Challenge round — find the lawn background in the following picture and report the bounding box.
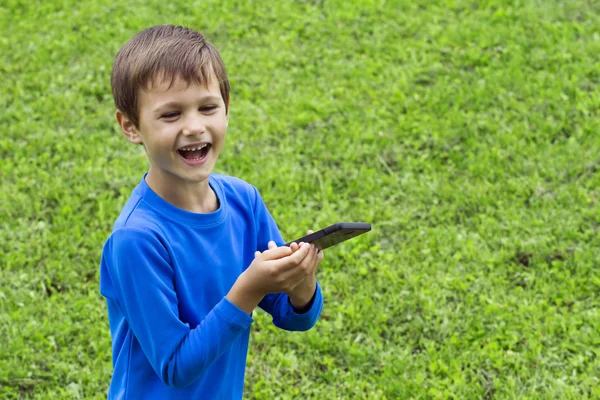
[2,0,600,398]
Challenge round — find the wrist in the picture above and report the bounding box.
[226,272,265,314]
[288,278,317,309]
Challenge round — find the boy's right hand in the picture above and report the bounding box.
[225,241,314,314]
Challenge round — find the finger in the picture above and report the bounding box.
[254,251,261,258]
[316,248,324,264]
[288,242,311,266]
[307,230,314,235]
[268,240,277,250]
[304,245,320,271]
[290,242,299,252]
[294,242,313,264]
[285,243,319,286]
[297,244,318,274]
[310,244,319,267]
[311,247,323,273]
[260,245,293,261]
[267,242,311,271]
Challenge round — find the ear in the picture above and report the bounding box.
[225,97,230,127]
[116,110,143,145]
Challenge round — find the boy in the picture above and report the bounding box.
[99,25,324,399]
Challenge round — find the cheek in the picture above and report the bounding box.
[212,120,227,142]
[215,129,227,148]
[140,124,178,154]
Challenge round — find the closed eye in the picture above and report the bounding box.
[160,106,217,120]
[161,111,180,119]
[200,105,218,113]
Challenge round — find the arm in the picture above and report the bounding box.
[103,228,254,388]
[258,282,323,331]
[252,186,324,331]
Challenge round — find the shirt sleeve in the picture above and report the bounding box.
[101,228,254,388]
[251,186,323,331]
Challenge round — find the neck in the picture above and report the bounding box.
[145,168,218,214]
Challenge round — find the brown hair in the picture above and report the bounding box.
[111,25,230,128]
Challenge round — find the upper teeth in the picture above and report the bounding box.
[180,144,208,151]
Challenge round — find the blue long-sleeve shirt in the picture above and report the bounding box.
[99,173,323,399]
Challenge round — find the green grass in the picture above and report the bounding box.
[2,0,600,398]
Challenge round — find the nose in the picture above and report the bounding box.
[182,113,207,136]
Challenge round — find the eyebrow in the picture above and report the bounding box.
[153,96,222,114]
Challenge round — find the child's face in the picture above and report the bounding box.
[126,74,228,185]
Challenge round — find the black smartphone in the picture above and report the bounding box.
[285,222,371,250]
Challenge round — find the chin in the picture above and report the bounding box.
[184,169,213,183]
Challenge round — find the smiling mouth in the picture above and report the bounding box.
[177,144,212,161]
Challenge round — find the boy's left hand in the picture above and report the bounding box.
[259,230,323,309]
